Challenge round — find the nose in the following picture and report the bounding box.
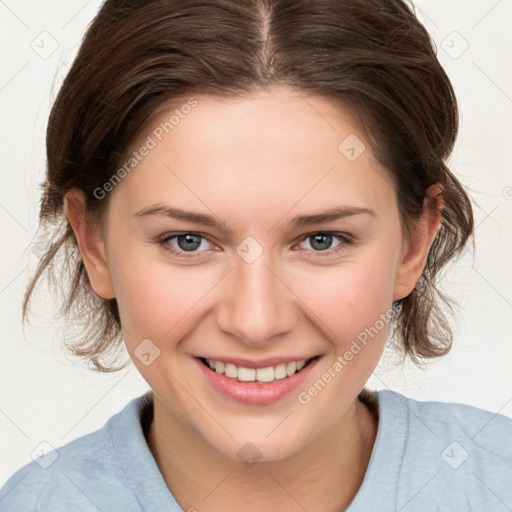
[215,253,298,347]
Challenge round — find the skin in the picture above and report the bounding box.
[65,85,443,511]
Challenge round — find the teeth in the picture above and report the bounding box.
[286,361,297,376]
[274,363,287,380]
[205,358,309,382]
[256,366,274,382]
[224,363,237,378]
[238,367,256,381]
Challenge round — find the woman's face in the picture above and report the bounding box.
[83,86,423,461]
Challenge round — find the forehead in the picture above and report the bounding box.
[112,87,397,225]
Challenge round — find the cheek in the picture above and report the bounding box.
[109,247,214,349]
[109,221,400,358]
[290,240,399,353]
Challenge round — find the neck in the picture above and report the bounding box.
[145,393,378,512]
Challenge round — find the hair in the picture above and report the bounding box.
[24,0,474,372]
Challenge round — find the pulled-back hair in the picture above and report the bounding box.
[24,0,474,371]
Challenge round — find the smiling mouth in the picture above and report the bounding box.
[198,356,320,383]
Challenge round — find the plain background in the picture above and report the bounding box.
[1,0,511,487]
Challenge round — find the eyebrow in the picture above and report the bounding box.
[134,203,376,232]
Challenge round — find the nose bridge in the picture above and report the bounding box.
[216,249,296,346]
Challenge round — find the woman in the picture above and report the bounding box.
[2,0,511,510]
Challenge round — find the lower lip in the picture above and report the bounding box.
[194,357,320,405]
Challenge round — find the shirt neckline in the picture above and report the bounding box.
[109,388,408,511]
[346,389,408,511]
[107,391,182,512]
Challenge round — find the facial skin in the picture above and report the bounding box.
[65,86,443,511]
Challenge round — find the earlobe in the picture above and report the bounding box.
[64,189,116,300]
[393,184,444,301]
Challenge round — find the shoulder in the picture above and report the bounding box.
[0,428,111,511]
[0,393,152,512]
[387,389,512,454]
[377,389,512,510]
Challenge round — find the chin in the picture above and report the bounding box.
[199,419,317,466]
[220,437,305,466]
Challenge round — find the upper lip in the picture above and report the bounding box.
[197,355,319,369]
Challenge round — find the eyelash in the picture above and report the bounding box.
[156,231,354,260]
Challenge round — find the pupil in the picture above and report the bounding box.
[312,234,332,251]
[178,234,201,251]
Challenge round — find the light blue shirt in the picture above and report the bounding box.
[1,389,511,511]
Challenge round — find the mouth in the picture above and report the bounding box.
[198,356,319,383]
[195,355,322,405]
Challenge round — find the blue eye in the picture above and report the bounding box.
[299,233,343,252]
[159,233,212,258]
[156,231,353,260]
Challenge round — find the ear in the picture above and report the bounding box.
[393,184,444,301]
[64,188,116,300]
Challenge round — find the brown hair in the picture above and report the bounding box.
[24,0,474,371]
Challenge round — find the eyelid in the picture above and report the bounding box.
[157,231,354,259]
[294,231,353,245]
[157,231,215,252]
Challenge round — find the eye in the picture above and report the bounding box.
[158,232,213,259]
[297,232,353,255]
[156,231,353,260]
